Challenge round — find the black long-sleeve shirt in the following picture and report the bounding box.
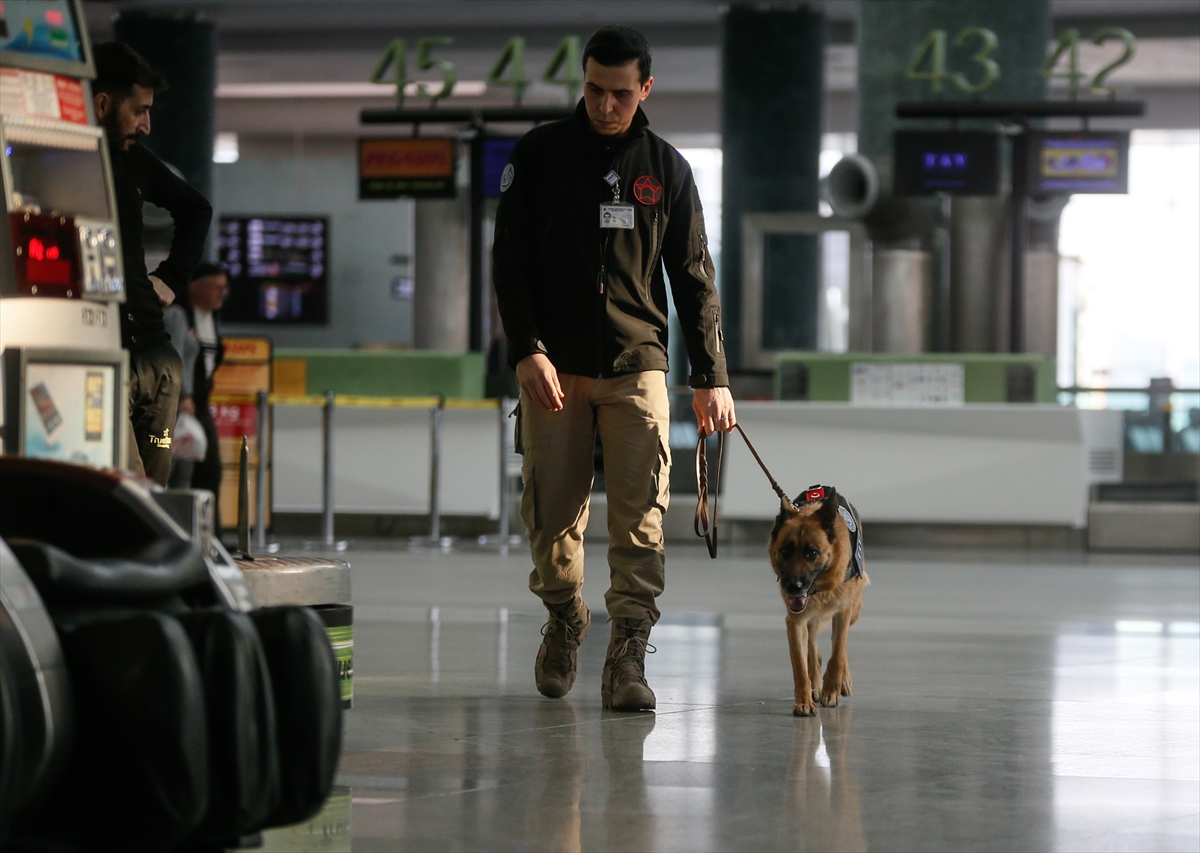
[111,142,212,351]
[492,102,727,387]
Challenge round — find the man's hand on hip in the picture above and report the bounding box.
[693,386,736,437]
[150,275,175,307]
[517,353,564,411]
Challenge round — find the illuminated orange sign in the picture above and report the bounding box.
[358,137,457,198]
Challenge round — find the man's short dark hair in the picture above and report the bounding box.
[583,26,652,84]
[191,261,225,282]
[93,41,168,101]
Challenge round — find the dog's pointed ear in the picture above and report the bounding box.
[816,487,839,533]
[771,499,798,544]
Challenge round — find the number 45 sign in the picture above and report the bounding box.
[907,27,1137,96]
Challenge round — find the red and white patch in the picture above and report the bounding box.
[632,175,663,205]
[804,487,826,502]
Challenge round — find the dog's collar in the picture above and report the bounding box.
[801,485,865,583]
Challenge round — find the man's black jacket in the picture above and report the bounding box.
[111,141,212,352]
[492,102,728,387]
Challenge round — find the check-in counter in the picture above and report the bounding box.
[721,403,1123,528]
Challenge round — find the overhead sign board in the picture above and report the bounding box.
[358,137,457,199]
[480,136,519,197]
[894,130,1000,196]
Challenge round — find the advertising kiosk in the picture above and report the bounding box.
[1,0,128,468]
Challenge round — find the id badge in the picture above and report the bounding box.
[600,203,635,229]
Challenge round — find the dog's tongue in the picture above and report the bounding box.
[788,594,808,613]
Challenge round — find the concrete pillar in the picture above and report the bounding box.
[720,5,823,367]
[857,0,1053,354]
[950,197,1009,351]
[113,13,215,203]
[413,191,469,351]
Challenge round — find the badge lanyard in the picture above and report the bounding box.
[600,169,635,230]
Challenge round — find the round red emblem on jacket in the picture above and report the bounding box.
[633,175,663,205]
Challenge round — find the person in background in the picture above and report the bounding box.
[92,41,212,484]
[165,262,227,511]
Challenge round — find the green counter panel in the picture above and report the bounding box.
[774,353,1056,404]
[276,349,485,399]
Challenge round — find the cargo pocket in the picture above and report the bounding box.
[521,465,541,531]
[648,436,672,513]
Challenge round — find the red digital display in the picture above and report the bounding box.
[8,212,80,297]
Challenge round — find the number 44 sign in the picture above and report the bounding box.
[906,26,1137,97]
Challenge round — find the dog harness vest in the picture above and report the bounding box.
[802,485,864,583]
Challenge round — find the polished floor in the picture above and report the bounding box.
[260,542,1198,852]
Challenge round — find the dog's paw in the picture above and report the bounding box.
[792,700,817,717]
[818,688,841,707]
[840,672,853,697]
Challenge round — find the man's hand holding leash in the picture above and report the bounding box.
[694,387,736,437]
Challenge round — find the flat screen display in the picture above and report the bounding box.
[894,130,1000,196]
[217,216,329,324]
[358,137,456,199]
[22,362,116,465]
[481,136,518,197]
[1027,131,1129,194]
[0,1,86,65]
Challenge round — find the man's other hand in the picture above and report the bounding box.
[693,386,736,437]
[150,275,175,307]
[516,353,564,412]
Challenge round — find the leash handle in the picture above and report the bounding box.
[694,429,723,558]
[694,422,793,559]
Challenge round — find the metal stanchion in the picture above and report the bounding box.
[477,396,522,553]
[254,389,274,552]
[305,390,348,552]
[237,435,252,559]
[410,396,453,549]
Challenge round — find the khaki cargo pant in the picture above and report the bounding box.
[518,371,671,624]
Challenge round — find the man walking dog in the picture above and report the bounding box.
[493,26,735,710]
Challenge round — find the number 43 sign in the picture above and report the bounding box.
[907,27,1137,96]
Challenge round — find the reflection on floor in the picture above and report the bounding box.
[260,544,1199,853]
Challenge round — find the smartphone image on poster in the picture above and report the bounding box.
[29,382,63,436]
[85,371,105,441]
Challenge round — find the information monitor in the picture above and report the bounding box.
[217,216,329,324]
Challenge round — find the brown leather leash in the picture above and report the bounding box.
[694,423,793,558]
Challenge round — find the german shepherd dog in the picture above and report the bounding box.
[769,485,868,717]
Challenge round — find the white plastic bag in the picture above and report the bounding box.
[173,411,208,462]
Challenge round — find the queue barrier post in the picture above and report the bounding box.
[254,389,269,552]
[303,390,348,552]
[476,396,522,553]
[409,395,453,549]
[237,435,251,558]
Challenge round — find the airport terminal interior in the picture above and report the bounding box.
[0,1,1197,851]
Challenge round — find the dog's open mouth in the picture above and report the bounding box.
[787,594,809,614]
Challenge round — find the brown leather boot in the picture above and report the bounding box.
[601,618,656,711]
[535,598,590,698]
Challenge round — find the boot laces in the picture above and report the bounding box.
[540,605,585,670]
[609,632,656,681]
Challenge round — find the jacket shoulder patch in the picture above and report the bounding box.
[500,163,514,192]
